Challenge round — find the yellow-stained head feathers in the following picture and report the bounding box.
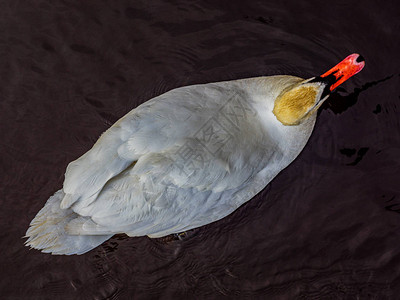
[273,86,318,126]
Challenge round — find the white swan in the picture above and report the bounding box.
[25,54,365,255]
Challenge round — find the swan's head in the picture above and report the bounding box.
[273,53,365,126]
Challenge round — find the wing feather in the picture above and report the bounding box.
[60,78,288,237]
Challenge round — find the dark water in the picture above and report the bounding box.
[1,0,399,299]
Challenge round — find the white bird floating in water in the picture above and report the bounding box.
[26,54,365,255]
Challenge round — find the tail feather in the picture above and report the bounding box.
[25,189,112,255]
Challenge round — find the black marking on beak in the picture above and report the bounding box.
[309,74,337,98]
[310,74,337,87]
[356,55,365,63]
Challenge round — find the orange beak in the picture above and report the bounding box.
[320,53,365,91]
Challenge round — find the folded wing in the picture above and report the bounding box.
[61,80,276,236]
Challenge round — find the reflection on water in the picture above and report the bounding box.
[321,74,394,115]
[1,0,399,298]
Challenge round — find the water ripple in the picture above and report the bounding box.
[1,0,399,299]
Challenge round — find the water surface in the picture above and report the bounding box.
[1,0,399,299]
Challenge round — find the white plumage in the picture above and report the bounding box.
[26,53,365,255]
